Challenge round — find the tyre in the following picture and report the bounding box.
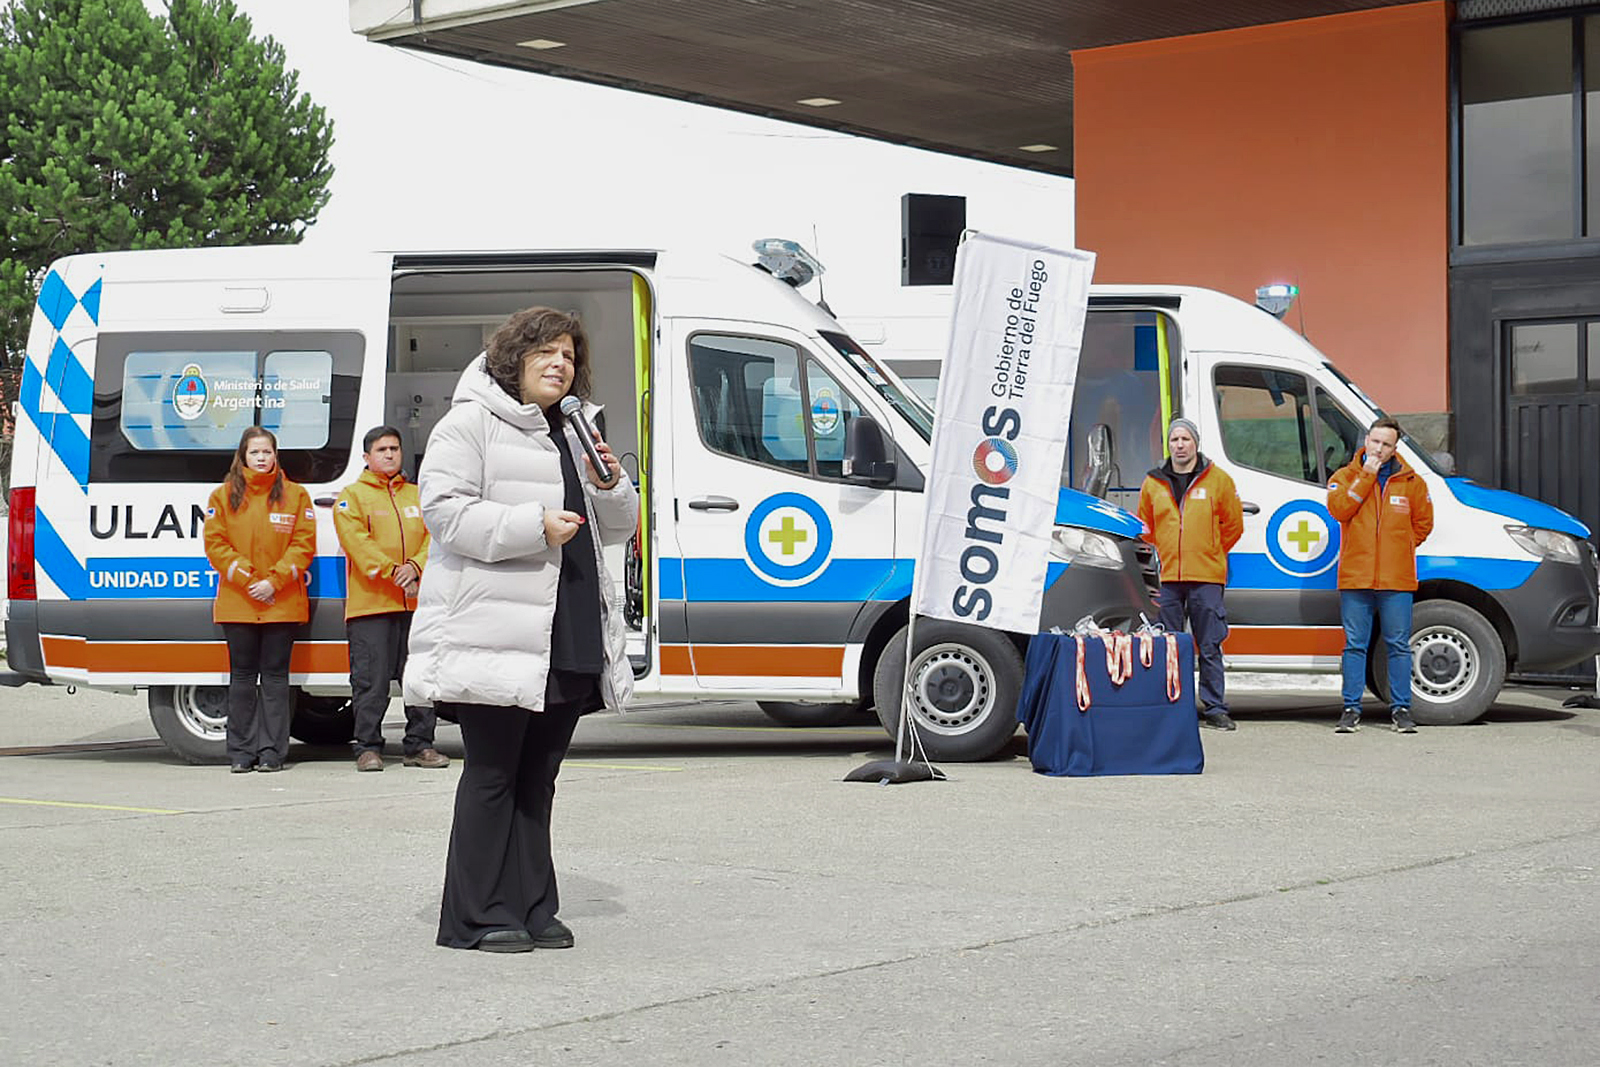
[148,685,229,765]
[291,692,356,745]
[758,700,865,727]
[1369,600,1506,726]
[872,619,1024,761]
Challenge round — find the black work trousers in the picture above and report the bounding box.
[222,622,298,766]
[436,700,583,949]
[1157,580,1230,716]
[347,612,435,755]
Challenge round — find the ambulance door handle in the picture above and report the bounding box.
[1241,501,1261,515]
[313,496,337,508]
[688,496,740,512]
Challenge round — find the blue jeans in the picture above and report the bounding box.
[1340,590,1413,710]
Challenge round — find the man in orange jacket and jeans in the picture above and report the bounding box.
[1326,416,1434,734]
[335,426,448,771]
[1138,417,1245,730]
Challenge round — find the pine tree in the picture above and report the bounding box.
[0,0,334,370]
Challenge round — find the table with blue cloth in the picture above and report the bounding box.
[1016,631,1204,777]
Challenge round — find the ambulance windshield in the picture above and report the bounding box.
[819,331,934,442]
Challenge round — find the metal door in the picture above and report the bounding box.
[1502,318,1600,549]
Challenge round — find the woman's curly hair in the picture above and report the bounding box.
[483,307,591,404]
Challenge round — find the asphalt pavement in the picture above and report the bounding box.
[2,679,1598,1066]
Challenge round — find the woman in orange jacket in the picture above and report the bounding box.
[203,428,317,772]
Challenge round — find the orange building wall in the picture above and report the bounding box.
[1073,2,1449,414]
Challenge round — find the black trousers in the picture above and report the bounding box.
[221,622,297,765]
[347,612,435,755]
[436,700,583,949]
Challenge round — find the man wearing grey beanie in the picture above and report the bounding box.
[1137,417,1245,729]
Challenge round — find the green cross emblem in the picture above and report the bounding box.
[1286,518,1321,556]
[768,515,809,556]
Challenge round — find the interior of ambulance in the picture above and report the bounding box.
[385,264,652,673]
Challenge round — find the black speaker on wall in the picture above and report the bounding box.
[901,193,966,286]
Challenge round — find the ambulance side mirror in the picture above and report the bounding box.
[843,415,896,485]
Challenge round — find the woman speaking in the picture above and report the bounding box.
[405,306,637,953]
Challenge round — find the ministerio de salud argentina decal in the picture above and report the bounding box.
[172,364,209,421]
[1264,500,1341,578]
[744,492,834,586]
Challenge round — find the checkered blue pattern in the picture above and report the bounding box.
[22,268,101,491]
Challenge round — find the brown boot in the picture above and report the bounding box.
[355,750,385,772]
[403,748,449,769]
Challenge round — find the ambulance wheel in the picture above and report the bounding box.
[1370,601,1506,725]
[148,685,229,765]
[290,692,356,745]
[758,700,865,727]
[872,621,1023,761]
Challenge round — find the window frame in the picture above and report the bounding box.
[1505,314,1600,396]
[89,329,364,486]
[1213,362,1356,487]
[1453,11,1595,251]
[684,329,873,483]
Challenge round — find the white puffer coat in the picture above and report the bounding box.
[402,355,638,712]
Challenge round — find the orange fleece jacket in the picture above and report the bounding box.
[333,468,430,620]
[1137,458,1245,585]
[1326,452,1434,591]
[203,468,316,624]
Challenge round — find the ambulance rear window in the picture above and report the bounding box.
[90,330,362,485]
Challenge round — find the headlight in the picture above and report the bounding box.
[1505,525,1582,564]
[1050,526,1125,570]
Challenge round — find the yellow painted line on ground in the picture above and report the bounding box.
[0,796,184,815]
[565,761,683,772]
[616,722,882,736]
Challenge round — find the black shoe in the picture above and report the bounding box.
[1392,708,1417,733]
[230,761,255,774]
[1201,712,1237,731]
[256,761,285,773]
[1335,708,1361,733]
[476,929,535,953]
[532,917,574,949]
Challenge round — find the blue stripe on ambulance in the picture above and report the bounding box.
[659,557,1073,601]
[82,557,348,600]
[659,557,908,602]
[1228,552,1538,591]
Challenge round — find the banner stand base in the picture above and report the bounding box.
[1563,655,1600,708]
[843,758,946,785]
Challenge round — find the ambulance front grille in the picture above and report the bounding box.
[1134,542,1160,599]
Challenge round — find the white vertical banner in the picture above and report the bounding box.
[913,232,1096,633]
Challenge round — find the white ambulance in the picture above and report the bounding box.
[4,242,1159,764]
[1051,286,1600,720]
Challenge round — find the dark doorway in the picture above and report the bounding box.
[1501,317,1600,547]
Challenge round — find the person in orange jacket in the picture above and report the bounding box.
[1326,416,1434,734]
[1137,417,1246,730]
[334,426,447,772]
[203,427,316,773]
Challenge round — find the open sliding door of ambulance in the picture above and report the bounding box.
[385,254,657,679]
[27,248,391,694]
[1068,301,1183,515]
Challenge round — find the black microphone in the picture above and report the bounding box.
[559,395,620,489]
